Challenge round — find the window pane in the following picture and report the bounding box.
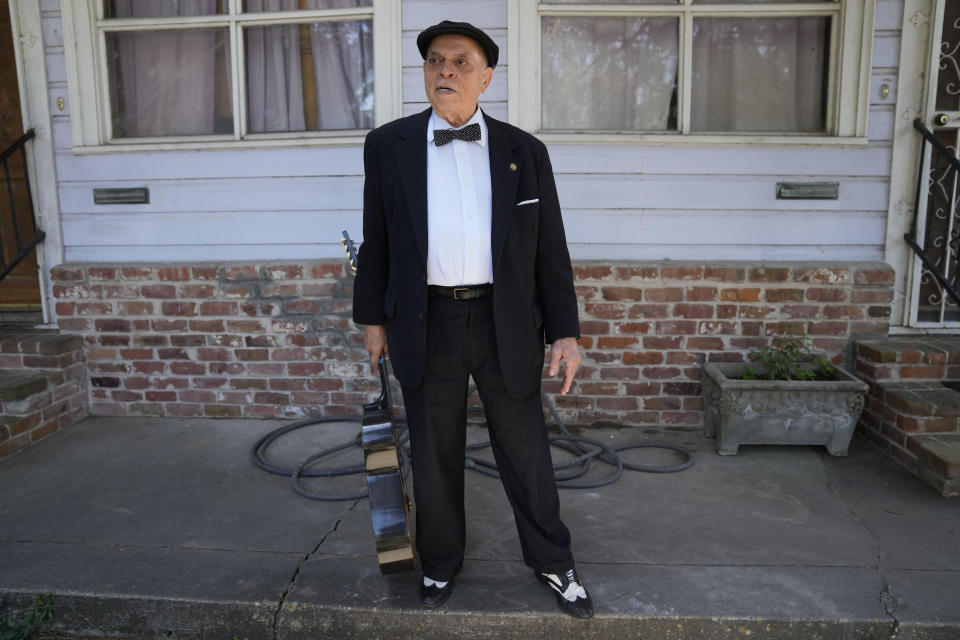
[104,0,225,18]
[106,29,233,137]
[244,20,374,132]
[547,0,677,4]
[541,16,678,131]
[691,17,829,133]
[243,0,371,11]
[694,0,812,4]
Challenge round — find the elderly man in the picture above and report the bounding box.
[352,20,592,619]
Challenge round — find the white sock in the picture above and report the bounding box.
[423,576,448,589]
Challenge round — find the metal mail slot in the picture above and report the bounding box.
[776,182,839,200]
[93,187,149,205]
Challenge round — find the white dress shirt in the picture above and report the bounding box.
[426,108,494,287]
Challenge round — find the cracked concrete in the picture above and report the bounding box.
[825,461,903,638]
[880,584,902,639]
[819,440,960,640]
[0,416,958,640]
[271,518,343,640]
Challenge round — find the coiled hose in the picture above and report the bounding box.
[251,389,694,501]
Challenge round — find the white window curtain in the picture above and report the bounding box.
[541,16,678,131]
[108,0,373,138]
[108,0,222,137]
[245,0,374,132]
[106,0,221,18]
[691,17,828,132]
[539,14,827,133]
[245,0,307,133]
[309,17,374,130]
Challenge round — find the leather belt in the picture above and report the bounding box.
[428,284,493,300]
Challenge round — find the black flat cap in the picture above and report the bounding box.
[417,20,499,69]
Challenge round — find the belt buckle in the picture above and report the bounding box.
[453,287,468,300]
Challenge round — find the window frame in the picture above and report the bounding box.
[61,0,401,153]
[507,0,875,145]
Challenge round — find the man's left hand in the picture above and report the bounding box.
[548,337,581,395]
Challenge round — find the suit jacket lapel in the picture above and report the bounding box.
[486,114,521,270]
[397,108,431,268]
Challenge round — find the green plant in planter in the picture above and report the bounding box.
[743,332,837,381]
[702,329,867,456]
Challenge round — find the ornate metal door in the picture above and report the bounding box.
[911,0,960,325]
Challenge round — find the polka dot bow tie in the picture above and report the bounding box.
[433,123,481,146]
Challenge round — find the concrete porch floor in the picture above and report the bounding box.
[1,416,959,640]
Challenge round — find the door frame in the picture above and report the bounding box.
[886,0,960,332]
[8,0,62,326]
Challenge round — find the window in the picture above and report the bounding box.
[62,0,401,150]
[509,0,874,143]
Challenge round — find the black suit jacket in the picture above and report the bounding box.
[352,108,579,398]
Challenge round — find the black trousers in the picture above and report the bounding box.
[400,292,574,581]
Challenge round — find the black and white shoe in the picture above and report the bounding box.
[419,574,454,608]
[535,567,594,618]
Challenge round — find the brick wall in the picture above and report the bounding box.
[0,332,88,460]
[854,338,960,471]
[50,260,894,429]
[852,338,960,497]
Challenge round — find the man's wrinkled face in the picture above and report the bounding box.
[423,34,493,127]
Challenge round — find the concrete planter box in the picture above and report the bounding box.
[702,362,868,456]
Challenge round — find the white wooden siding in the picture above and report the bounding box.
[43,0,900,264]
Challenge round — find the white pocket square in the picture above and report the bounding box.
[516,198,539,206]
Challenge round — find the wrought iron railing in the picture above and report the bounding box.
[0,129,44,282]
[906,118,960,309]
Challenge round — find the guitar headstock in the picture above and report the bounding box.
[341,230,358,276]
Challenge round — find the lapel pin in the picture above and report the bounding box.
[509,162,518,171]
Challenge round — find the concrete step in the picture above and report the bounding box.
[3,418,960,640]
[0,329,83,357]
[0,329,87,460]
[856,337,960,381]
[0,309,42,325]
[880,381,960,423]
[0,417,960,640]
[860,379,960,497]
[0,368,55,449]
[854,336,960,497]
[857,337,960,365]
[0,368,49,402]
[909,433,960,497]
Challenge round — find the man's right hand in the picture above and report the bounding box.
[362,324,388,375]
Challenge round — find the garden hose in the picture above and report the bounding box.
[250,327,694,500]
[251,389,694,501]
